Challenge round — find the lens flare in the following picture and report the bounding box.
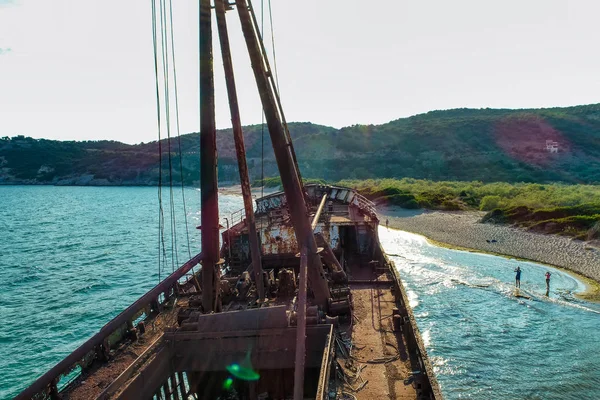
[226,363,260,381]
[222,376,234,390]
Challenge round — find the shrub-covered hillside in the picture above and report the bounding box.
[339,178,600,240]
[1,103,600,185]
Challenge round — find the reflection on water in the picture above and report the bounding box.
[379,227,600,400]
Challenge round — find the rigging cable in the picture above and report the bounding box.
[167,0,193,260]
[159,0,178,272]
[152,0,168,283]
[267,0,280,92]
[196,0,205,285]
[248,0,301,187]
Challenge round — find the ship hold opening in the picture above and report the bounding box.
[110,306,334,400]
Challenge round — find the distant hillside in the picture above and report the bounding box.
[1,103,600,185]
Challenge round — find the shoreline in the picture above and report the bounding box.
[425,232,600,302]
[218,184,279,197]
[379,207,600,302]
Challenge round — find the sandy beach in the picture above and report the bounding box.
[379,207,600,295]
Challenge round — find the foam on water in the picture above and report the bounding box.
[379,227,600,400]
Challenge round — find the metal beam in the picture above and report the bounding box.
[245,2,304,186]
[235,0,330,306]
[311,194,328,231]
[315,232,346,280]
[294,246,308,400]
[215,0,264,300]
[200,0,219,312]
[115,346,174,400]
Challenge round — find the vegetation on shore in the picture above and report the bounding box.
[338,178,600,241]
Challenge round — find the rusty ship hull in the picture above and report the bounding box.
[16,185,441,400]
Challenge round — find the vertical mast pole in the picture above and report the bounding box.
[215,0,264,300]
[200,0,219,312]
[293,245,308,400]
[235,0,330,306]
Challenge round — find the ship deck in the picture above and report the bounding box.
[337,260,418,399]
[62,302,183,399]
[59,265,425,400]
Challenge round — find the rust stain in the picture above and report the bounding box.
[261,224,298,255]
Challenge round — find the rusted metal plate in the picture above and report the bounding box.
[170,326,331,372]
[357,224,370,254]
[261,224,298,255]
[260,223,341,255]
[112,326,332,399]
[196,305,288,332]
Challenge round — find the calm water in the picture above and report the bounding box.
[1,187,599,399]
[379,228,600,400]
[0,186,243,399]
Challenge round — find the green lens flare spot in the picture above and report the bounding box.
[226,363,260,381]
[222,376,234,390]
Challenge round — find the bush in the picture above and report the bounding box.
[480,195,502,211]
[402,199,421,209]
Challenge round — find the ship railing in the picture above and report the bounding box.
[228,187,377,230]
[353,192,378,219]
[15,252,204,400]
[230,207,246,226]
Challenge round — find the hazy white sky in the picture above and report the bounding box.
[1,0,599,144]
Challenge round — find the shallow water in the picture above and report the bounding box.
[379,228,600,400]
[1,186,599,399]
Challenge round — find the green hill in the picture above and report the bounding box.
[1,103,600,185]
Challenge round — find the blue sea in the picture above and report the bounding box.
[1,186,599,399]
[0,186,243,399]
[379,228,600,400]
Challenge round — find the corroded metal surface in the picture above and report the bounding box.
[215,0,263,299]
[236,0,330,306]
[19,183,442,399]
[257,223,340,256]
[294,246,309,400]
[261,224,298,255]
[255,185,377,220]
[199,0,219,313]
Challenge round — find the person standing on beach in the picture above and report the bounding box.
[545,271,551,291]
[386,218,389,229]
[514,266,522,288]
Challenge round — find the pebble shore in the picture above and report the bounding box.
[379,207,600,284]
